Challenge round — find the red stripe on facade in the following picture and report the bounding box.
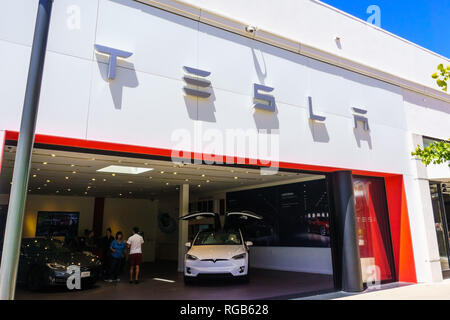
[3,130,417,283]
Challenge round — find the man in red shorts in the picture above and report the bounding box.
[127,227,144,284]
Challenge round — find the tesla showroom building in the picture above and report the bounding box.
[0,0,449,299]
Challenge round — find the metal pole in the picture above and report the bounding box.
[0,0,53,300]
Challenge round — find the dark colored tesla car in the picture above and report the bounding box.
[8,238,102,291]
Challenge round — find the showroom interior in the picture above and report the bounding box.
[0,140,348,299]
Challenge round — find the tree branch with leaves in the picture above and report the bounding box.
[412,139,450,167]
[432,63,450,92]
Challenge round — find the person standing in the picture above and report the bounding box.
[127,227,144,284]
[101,228,114,276]
[107,231,126,282]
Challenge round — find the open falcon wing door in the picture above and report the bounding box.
[224,211,263,230]
[179,212,221,230]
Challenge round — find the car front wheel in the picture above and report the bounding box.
[184,276,195,285]
[27,267,44,291]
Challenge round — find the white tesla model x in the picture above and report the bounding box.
[180,211,262,284]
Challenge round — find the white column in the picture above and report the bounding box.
[405,134,443,283]
[178,184,189,272]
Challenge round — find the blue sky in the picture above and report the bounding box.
[321,0,450,58]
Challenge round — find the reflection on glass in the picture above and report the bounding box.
[430,184,450,271]
[353,177,395,284]
[226,178,330,248]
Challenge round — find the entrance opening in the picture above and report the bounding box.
[0,144,337,299]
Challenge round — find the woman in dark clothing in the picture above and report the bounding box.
[101,228,114,275]
[106,231,126,282]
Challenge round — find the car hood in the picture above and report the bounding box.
[42,250,100,268]
[187,245,246,260]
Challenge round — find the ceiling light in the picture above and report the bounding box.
[71,164,75,167]
[51,154,56,157]
[160,171,165,174]
[198,185,201,188]
[206,180,210,183]
[67,189,71,192]
[185,179,189,182]
[103,179,107,182]
[43,162,48,165]
[166,182,170,186]
[72,171,77,174]
[32,174,37,178]
[234,177,239,180]
[128,181,133,184]
[112,173,116,176]
[92,178,96,181]
[201,174,206,177]
[149,177,153,179]
[173,172,177,175]
[97,165,153,175]
[65,177,69,180]
[46,179,50,183]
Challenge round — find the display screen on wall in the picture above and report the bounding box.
[35,211,79,238]
[226,178,331,248]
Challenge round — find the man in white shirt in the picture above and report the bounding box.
[127,227,144,284]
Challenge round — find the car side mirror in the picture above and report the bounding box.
[246,241,253,247]
[185,242,192,248]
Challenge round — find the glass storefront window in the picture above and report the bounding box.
[353,177,396,284]
[430,184,450,272]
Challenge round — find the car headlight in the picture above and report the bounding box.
[232,253,246,260]
[46,262,67,270]
[186,254,198,261]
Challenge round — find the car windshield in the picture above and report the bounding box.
[194,231,242,246]
[22,238,69,252]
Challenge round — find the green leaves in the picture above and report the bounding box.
[412,139,450,167]
[432,63,449,92]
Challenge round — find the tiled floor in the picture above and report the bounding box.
[15,262,335,300]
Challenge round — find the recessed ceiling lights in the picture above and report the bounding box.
[72,171,77,174]
[70,164,75,167]
[234,177,239,180]
[198,185,201,188]
[32,174,37,178]
[173,172,177,175]
[128,181,133,184]
[166,182,170,186]
[201,174,206,177]
[46,179,50,183]
[206,180,210,183]
[67,188,71,192]
[112,173,116,176]
[51,154,56,157]
[149,177,153,179]
[65,177,69,180]
[97,165,153,175]
[160,171,165,174]
[103,179,107,182]
[185,179,189,182]
[91,178,96,181]
[43,162,48,165]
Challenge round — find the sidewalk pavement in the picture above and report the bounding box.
[336,280,450,300]
[299,280,450,300]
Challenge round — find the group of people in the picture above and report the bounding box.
[100,227,144,284]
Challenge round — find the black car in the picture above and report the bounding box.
[11,238,102,291]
